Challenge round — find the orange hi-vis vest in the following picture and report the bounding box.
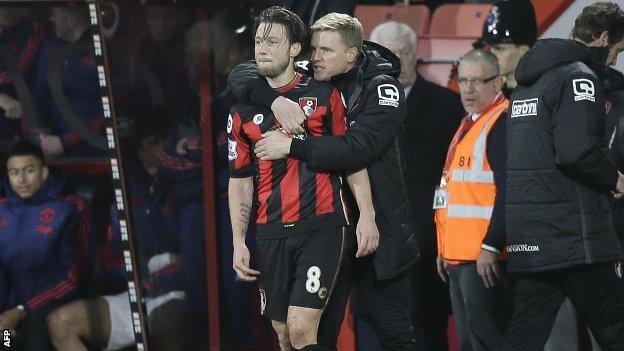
[435,94,508,264]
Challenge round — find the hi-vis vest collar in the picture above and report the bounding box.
[445,93,508,220]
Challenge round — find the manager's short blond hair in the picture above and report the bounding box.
[311,13,363,51]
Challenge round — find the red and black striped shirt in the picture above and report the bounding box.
[228,73,347,237]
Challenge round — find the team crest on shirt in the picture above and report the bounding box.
[616,261,623,279]
[299,97,317,117]
[0,218,6,228]
[36,211,55,234]
[36,208,55,235]
[39,207,55,224]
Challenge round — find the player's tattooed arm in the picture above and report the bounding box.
[346,168,380,258]
[238,202,252,235]
[228,177,260,282]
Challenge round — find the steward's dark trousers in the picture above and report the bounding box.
[504,262,624,351]
[448,263,512,351]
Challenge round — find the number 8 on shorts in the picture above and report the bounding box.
[306,266,321,293]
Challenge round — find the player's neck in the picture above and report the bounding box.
[267,67,296,89]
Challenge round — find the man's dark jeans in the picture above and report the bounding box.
[448,262,512,351]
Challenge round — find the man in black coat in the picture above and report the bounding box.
[369,21,464,351]
[505,2,624,350]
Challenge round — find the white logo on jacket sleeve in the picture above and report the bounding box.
[377,84,400,108]
[511,98,539,118]
[228,139,238,161]
[227,114,233,133]
[253,113,264,125]
[506,244,540,252]
[573,78,595,102]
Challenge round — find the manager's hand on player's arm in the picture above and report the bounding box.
[272,96,305,135]
[255,130,292,161]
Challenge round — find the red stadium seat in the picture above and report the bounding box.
[428,4,491,37]
[354,4,431,39]
[417,37,475,61]
[418,62,454,87]
[530,0,574,34]
[417,37,474,87]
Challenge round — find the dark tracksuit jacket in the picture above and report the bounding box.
[0,19,46,140]
[33,29,105,157]
[0,172,93,314]
[507,38,624,273]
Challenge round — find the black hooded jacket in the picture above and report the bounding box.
[506,38,624,273]
[227,41,419,280]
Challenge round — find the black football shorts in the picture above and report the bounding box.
[256,225,347,322]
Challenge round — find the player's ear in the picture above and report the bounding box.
[42,165,49,181]
[290,42,302,58]
[597,31,609,47]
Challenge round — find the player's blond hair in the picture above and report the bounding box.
[311,13,363,51]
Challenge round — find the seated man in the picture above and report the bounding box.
[34,6,105,158]
[46,125,188,351]
[0,7,47,143]
[0,139,93,351]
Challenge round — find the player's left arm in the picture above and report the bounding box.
[228,176,259,282]
[227,107,259,282]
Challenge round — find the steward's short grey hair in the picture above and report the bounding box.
[369,21,417,49]
[459,49,500,76]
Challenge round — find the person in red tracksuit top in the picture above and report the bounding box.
[0,139,92,351]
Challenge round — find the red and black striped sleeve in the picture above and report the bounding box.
[329,88,347,136]
[26,195,91,313]
[227,108,254,178]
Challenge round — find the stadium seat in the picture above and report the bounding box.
[418,62,454,87]
[354,4,431,39]
[417,37,474,88]
[417,37,475,62]
[428,4,491,37]
[531,0,574,34]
